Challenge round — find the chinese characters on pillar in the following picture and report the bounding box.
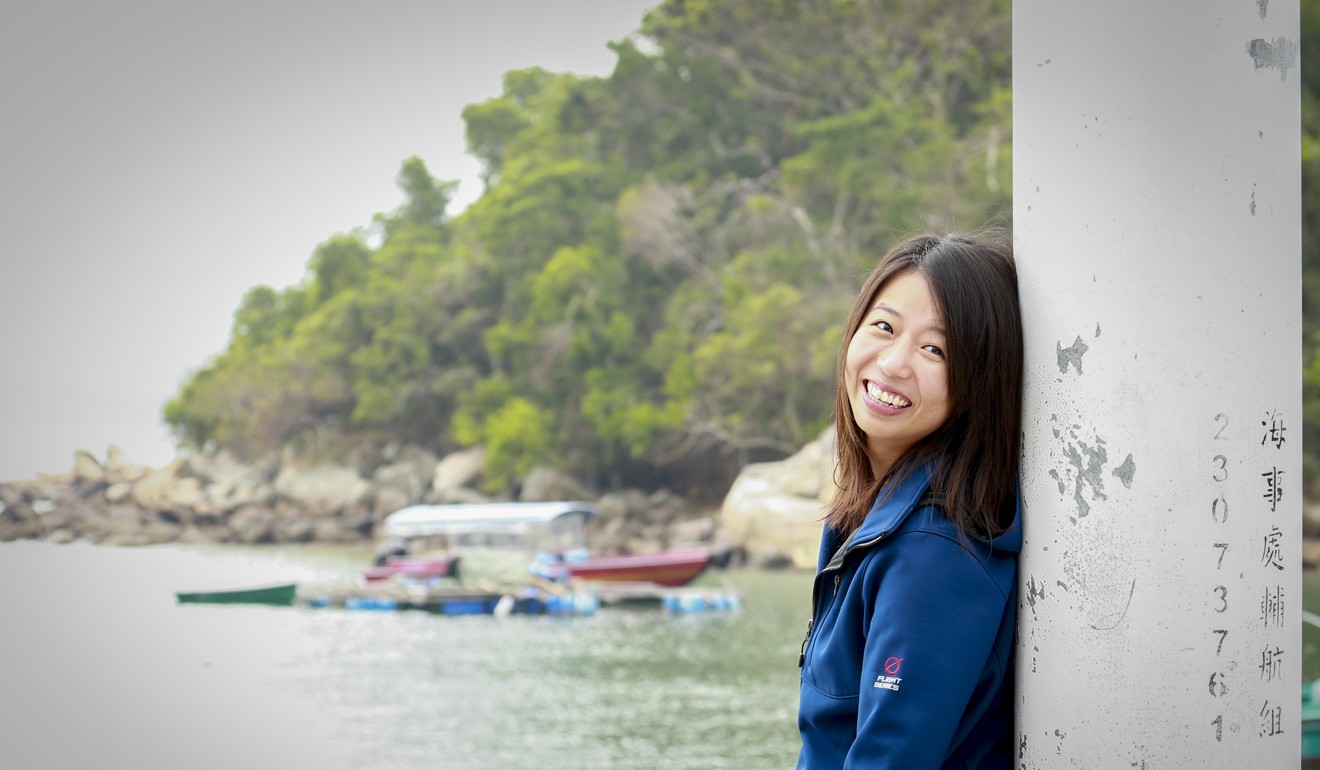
[1256,409,1287,740]
[1206,409,1290,746]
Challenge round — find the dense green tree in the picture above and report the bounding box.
[187,0,1320,500]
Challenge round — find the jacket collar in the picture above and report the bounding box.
[850,462,937,544]
[828,462,1023,563]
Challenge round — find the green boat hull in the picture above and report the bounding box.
[176,583,297,606]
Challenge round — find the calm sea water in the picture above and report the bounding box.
[0,540,813,769]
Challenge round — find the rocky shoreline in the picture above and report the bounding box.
[5,432,1317,571]
[0,432,841,570]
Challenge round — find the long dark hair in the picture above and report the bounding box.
[825,230,1023,540]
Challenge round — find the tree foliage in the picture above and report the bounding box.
[1301,0,1320,488]
[166,0,1021,498]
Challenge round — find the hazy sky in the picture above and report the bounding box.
[0,0,657,481]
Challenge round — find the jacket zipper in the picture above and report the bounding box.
[798,533,885,669]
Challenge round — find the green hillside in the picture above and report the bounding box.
[165,0,1320,500]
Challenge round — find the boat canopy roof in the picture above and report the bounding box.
[383,501,599,538]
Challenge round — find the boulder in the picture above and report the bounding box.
[183,449,270,485]
[228,505,274,544]
[1304,538,1320,570]
[425,486,491,505]
[431,446,485,495]
[131,459,204,511]
[597,489,649,521]
[312,517,371,543]
[181,451,276,511]
[271,518,317,543]
[90,504,149,545]
[272,462,369,515]
[104,481,135,505]
[103,445,148,484]
[1304,503,1320,539]
[45,528,76,545]
[371,449,437,514]
[519,466,592,503]
[717,427,836,569]
[645,488,689,526]
[71,449,104,482]
[372,486,413,516]
[671,515,717,545]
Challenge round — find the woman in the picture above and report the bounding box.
[797,231,1023,769]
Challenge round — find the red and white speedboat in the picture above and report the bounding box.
[558,547,711,587]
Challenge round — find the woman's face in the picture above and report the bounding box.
[843,269,952,475]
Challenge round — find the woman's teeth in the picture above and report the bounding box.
[867,382,910,407]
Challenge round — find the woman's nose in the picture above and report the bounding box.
[876,343,913,378]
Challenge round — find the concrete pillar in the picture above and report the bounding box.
[1013,1,1301,766]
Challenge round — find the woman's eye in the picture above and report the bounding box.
[872,320,893,333]
[923,344,945,358]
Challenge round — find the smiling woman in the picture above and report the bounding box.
[796,231,1024,769]
[843,270,952,476]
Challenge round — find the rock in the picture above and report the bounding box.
[1304,538,1320,570]
[0,484,23,509]
[421,484,492,505]
[177,525,220,545]
[104,505,146,537]
[0,513,42,541]
[72,450,104,482]
[131,459,188,510]
[45,528,76,545]
[184,449,266,484]
[597,489,649,520]
[103,517,179,547]
[273,462,369,515]
[431,447,486,495]
[372,449,437,514]
[271,518,316,543]
[212,476,277,509]
[519,466,592,503]
[103,445,148,484]
[1304,503,1320,539]
[104,481,134,505]
[716,427,836,569]
[312,517,369,543]
[228,505,274,544]
[623,532,666,555]
[586,511,629,554]
[671,515,717,545]
[372,486,413,516]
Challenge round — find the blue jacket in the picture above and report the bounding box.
[797,465,1020,769]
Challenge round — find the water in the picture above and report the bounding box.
[0,541,813,769]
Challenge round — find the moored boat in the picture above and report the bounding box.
[378,501,718,587]
[176,582,297,606]
[558,547,712,587]
[361,556,457,583]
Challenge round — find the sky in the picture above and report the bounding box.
[0,0,658,482]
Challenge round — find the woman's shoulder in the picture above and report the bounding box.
[864,503,1017,595]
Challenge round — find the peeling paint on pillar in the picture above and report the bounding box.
[1111,453,1136,488]
[1246,37,1298,80]
[1055,336,1088,374]
[1015,0,1300,766]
